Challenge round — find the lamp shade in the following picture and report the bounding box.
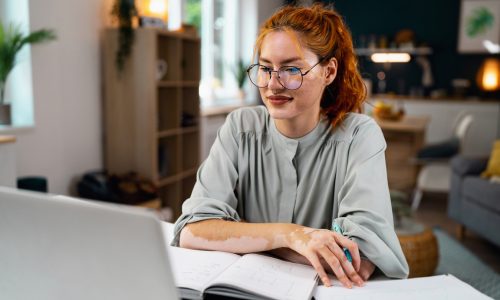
[476,58,500,91]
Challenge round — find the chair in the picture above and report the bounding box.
[411,113,474,211]
[447,155,500,247]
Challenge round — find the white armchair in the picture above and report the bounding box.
[411,112,474,211]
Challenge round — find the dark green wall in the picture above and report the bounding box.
[321,0,500,99]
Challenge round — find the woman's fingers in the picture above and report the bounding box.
[304,252,331,287]
[326,241,364,287]
[359,259,376,281]
[333,233,361,272]
[317,247,353,288]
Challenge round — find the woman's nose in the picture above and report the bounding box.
[267,71,284,90]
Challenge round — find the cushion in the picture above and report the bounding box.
[481,140,500,178]
[417,137,459,160]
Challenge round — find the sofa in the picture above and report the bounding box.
[448,155,500,248]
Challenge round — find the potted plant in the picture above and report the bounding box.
[0,23,55,125]
[111,0,138,72]
[231,59,249,101]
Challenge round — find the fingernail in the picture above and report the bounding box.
[323,278,330,287]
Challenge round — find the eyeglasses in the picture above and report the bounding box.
[246,58,324,90]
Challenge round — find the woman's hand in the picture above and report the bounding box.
[285,226,364,288]
[359,259,376,280]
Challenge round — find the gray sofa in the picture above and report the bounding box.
[448,156,500,248]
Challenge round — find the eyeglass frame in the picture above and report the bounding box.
[246,57,326,90]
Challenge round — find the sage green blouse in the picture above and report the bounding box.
[172,106,409,279]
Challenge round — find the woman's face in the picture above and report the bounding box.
[258,31,336,125]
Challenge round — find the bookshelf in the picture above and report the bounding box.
[103,28,201,218]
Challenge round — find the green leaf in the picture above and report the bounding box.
[0,22,56,104]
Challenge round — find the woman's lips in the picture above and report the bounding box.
[267,95,292,105]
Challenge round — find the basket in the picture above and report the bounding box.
[398,228,439,278]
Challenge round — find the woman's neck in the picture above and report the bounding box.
[274,113,321,139]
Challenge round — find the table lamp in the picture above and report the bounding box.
[476,58,500,92]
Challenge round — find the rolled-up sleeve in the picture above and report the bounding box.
[335,121,409,278]
[171,112,241,246]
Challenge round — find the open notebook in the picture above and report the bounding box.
[168,247,317,300]
[162,222,491,300]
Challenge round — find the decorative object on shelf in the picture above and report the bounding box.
[458,0,500,53]
[0,23,55,125]
[137,0,167,29]
[476,57,500,91]
[416,56,434,89]
[111,0,138,72]
[451,78,471,97]
[394,29,416,49]
[156,59,168,80]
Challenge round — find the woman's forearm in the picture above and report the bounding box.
[179,219,299,253]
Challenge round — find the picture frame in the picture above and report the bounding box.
[458,0,500,53]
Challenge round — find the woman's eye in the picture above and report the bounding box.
[285,67,301,75]
[259,66,272,72]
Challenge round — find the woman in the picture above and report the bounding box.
[172,4,409,288]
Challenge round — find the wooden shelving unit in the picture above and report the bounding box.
[103,28,201,218]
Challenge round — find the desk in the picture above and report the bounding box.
[375,116,430,191]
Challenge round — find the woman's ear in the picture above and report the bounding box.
[325,57,338,85]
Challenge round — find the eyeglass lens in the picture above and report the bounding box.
[248,65,303,90]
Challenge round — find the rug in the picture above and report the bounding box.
[434,228,500,299]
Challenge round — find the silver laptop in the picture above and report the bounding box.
[0,186,179,300]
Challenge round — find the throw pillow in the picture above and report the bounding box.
[417,137,459,160]
[481,140,500,178]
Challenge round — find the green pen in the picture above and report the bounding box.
[332,221,353,263]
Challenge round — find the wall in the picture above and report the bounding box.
[325,0,500,99]
[8,0,112,195]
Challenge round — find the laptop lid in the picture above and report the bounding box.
[0,186,179,300]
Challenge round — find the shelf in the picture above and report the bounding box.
[181,126,199,134]
[181,167,198,178]
[104,29,201,219]
[158,128,181,138]
[355,47,432,56]
[157,81,200,87]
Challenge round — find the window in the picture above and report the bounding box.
[184,0,242,104]
[0,0,35,128]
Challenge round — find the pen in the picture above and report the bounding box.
[332,221,353,263]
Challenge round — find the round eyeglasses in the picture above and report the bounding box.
[246,58,325,90]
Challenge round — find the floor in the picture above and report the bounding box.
[413,192,500,274]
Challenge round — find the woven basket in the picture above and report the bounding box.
[398,228,439,278]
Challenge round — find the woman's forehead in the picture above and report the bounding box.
[259,30,313,62]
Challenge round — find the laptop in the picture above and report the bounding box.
[0,186,179,300]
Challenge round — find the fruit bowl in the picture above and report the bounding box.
[372,101,405,121]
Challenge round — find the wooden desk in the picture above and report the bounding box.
[375,116,430,191]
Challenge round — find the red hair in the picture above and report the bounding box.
[254,4,366,128]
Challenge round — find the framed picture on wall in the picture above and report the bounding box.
[458,0,500,53]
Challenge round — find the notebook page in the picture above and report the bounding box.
[210,253,318,300]
[313,274,491,300]
[161,222,241,292]
[167,246,241,292]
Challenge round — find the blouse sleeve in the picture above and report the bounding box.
[335,120,410,279]
[171,112,241,246]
